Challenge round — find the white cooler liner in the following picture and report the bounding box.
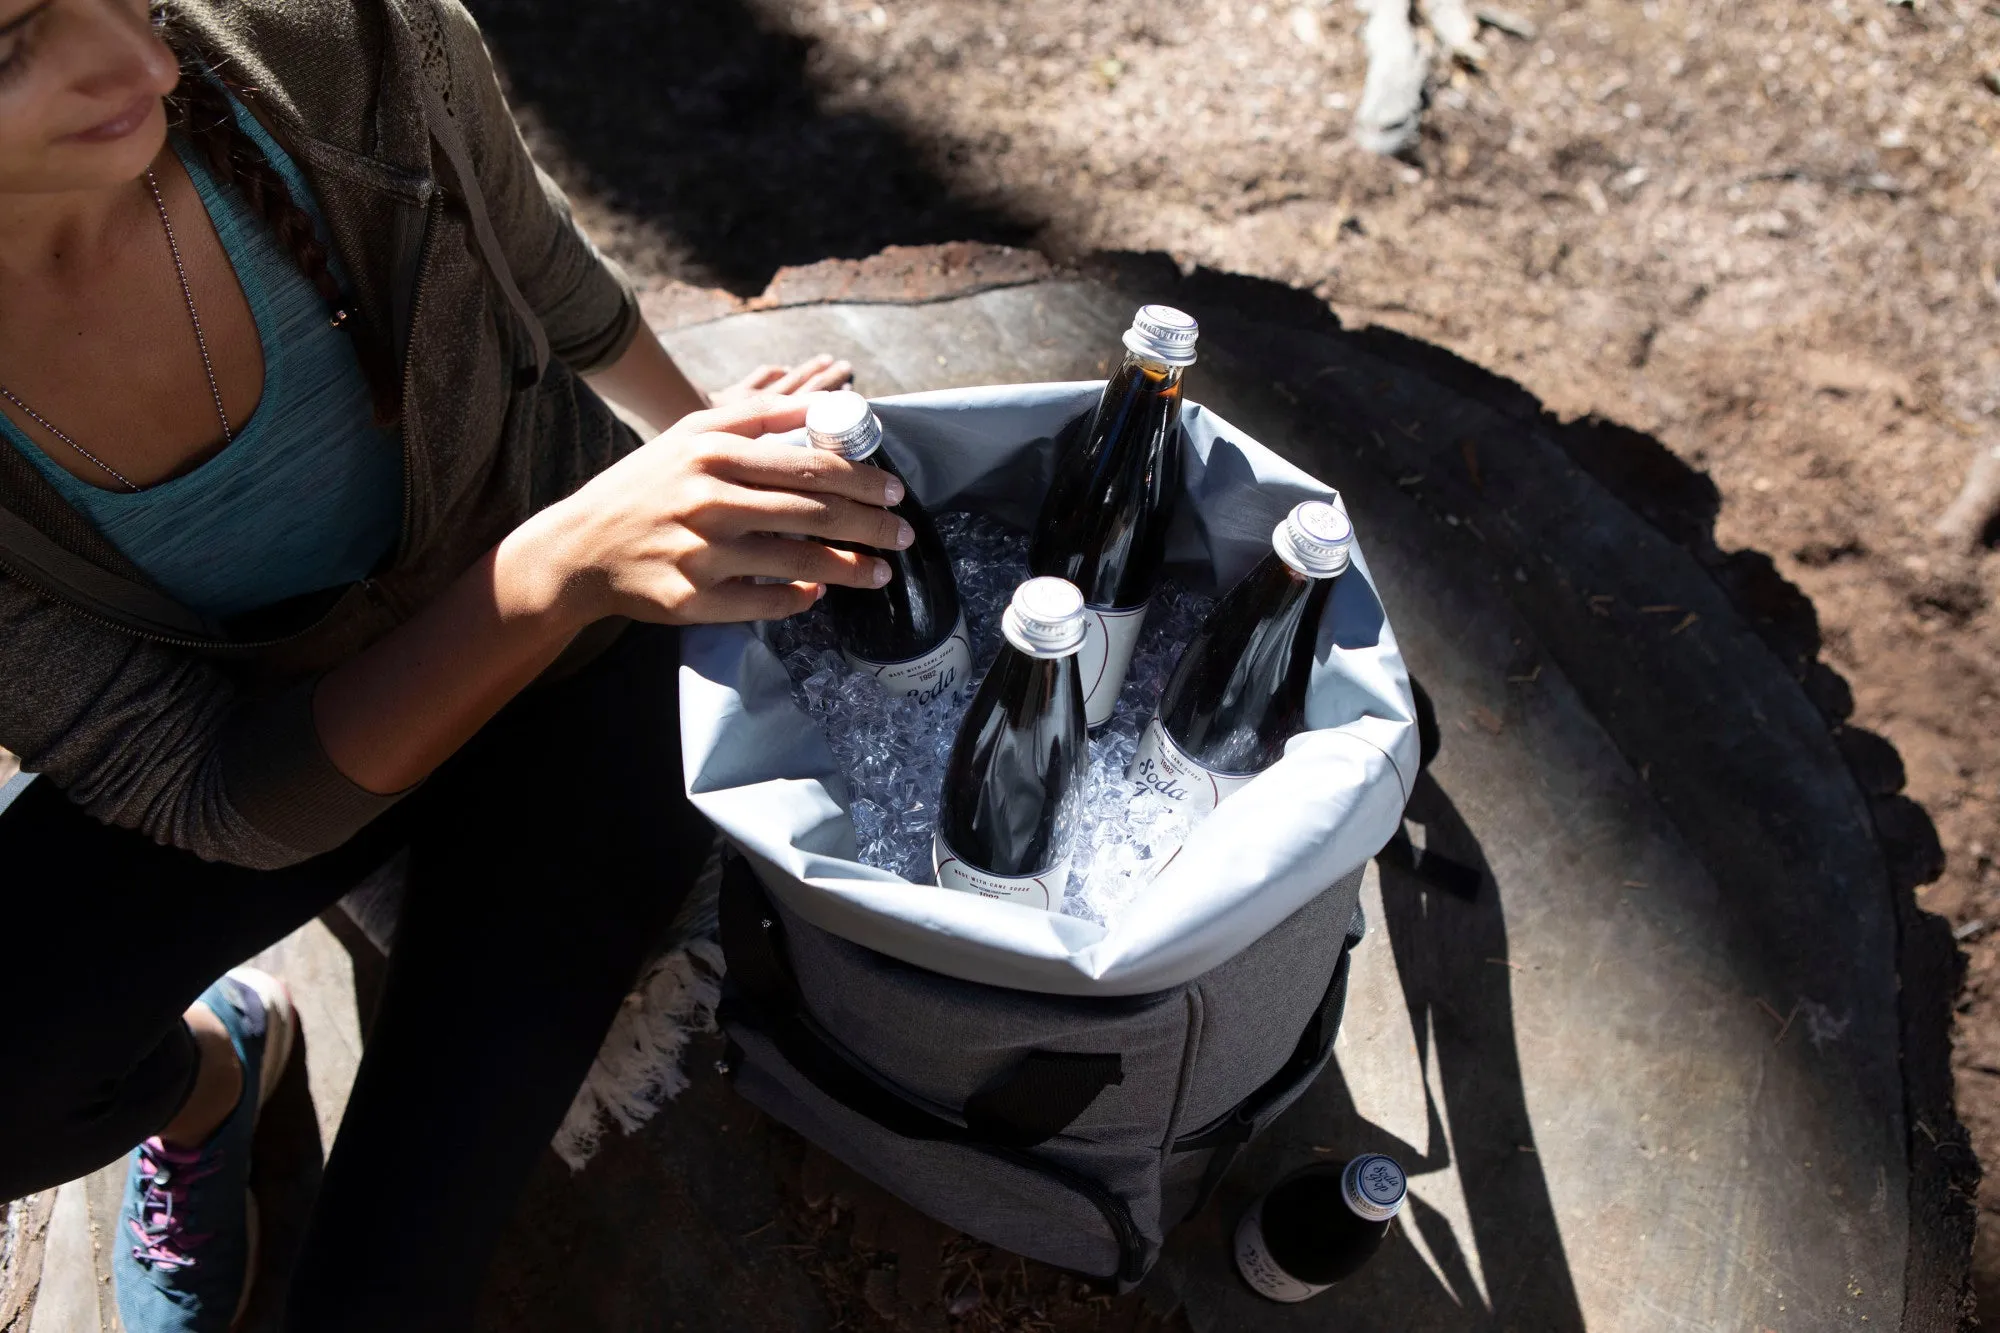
[679,382,1418,996]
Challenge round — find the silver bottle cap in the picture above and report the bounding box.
[1341,1154,1407,1223]
[805,390,883,462]
[1121,304,1200,368]
[1273,498,1354,579]
[1003,577,1088,658]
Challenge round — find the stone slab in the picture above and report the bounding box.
[656,275,1943,1327]
[15,268,1957,1329]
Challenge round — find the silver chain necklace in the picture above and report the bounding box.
[0,169,233,494]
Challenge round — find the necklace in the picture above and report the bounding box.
[0,168,233,494]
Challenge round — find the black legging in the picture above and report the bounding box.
[0,623,710,1330]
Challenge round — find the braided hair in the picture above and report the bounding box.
[153,13,403,427]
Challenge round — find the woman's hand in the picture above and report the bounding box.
[316,393,898,796]
[708,354,854,407]
[502,394,909,630]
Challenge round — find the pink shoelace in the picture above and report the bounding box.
[126,1136,219,1271]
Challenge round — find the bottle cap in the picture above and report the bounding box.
[1003,577,1088,658]
[806,390,883,461]
[1341,1154,1407,1223]
[1272,498,1354,578]
[1122,305,1200,368]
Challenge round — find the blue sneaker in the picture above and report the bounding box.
[114,967,295,1332]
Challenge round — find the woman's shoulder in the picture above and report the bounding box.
[167,0,455,161]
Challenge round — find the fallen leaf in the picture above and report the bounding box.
[1460,438,1483,491]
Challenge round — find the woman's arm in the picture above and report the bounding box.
[583,327,858,438]
[0,395,903,867]
[580,331,707,435]
[312,395,907,795]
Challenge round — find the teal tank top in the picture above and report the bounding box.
[0,93,402,623]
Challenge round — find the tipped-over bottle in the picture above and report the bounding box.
[808,391,971,707]
[1128,498,1354,815]
[1235,1154,1407,1302]
[932,577,1090,910]
[1028,305,1198,730]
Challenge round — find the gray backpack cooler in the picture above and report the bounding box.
[719,856,1368,1283]
[685,383,1419,1284]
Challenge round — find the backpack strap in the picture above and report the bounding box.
[717,853,1148,1282]
[966,1051,1125,1149]
[411,55,551,389]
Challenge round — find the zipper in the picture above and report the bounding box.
[392,193,442,564]
[0,549,382,652]
[988,1143,1149,1284]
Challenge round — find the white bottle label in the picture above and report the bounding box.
[1077,602,1149,728]
[1235,1201,1331,1303]
[932,830,1069,911]
[846,616,973,707]
[1128,718,1259,815]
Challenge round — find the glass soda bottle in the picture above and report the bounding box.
[1028,305,1199,731]
[1235,1154,1408,1303]
[1127,498,1354,815]
[807,391,971,707]
[932,577,1090,910]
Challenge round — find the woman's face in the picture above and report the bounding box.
[0,0,179,199]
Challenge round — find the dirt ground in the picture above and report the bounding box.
[463,0,2000,1313]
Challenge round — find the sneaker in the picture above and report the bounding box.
[114,967,295,1332]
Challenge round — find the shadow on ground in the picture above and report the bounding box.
[1078,251,1974,1327]
[462,0,1034,294]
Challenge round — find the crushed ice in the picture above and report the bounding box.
[764,511,1214,925]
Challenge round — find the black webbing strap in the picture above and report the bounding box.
[717,853,1122,1150]
[717,854,1149,1281]
[967,1052,1126,1149]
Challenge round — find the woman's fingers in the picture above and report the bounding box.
[687,578,825,625]
[708,482,911,550]
[724,535,891,589]
[799,362,855,392]
[769,354,852,395]
[669,394,815,444]
[697,433,906,509]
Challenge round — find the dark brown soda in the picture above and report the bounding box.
[936,646,1088,876]
[1156,553,1335,776]
[823,449,962,664]
[1027,357,1185,610]
[1256,1166,1391,1286]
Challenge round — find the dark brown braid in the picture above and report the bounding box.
[153,17,403,427]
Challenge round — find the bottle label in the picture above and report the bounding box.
[1234,1202,1332,1303]
[846,616,973,707]
[932,831,1069,911]
[1078,602,1149,728]
[1128,719,1260,815]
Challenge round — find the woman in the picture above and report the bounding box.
[0,0,910,1328]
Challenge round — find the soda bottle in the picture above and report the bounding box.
[932,577,1090,910]
[1028,305,1198,730]
[1235,1154,1407,1303]
[1128,498,1354,815]
[807,391,971,707]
